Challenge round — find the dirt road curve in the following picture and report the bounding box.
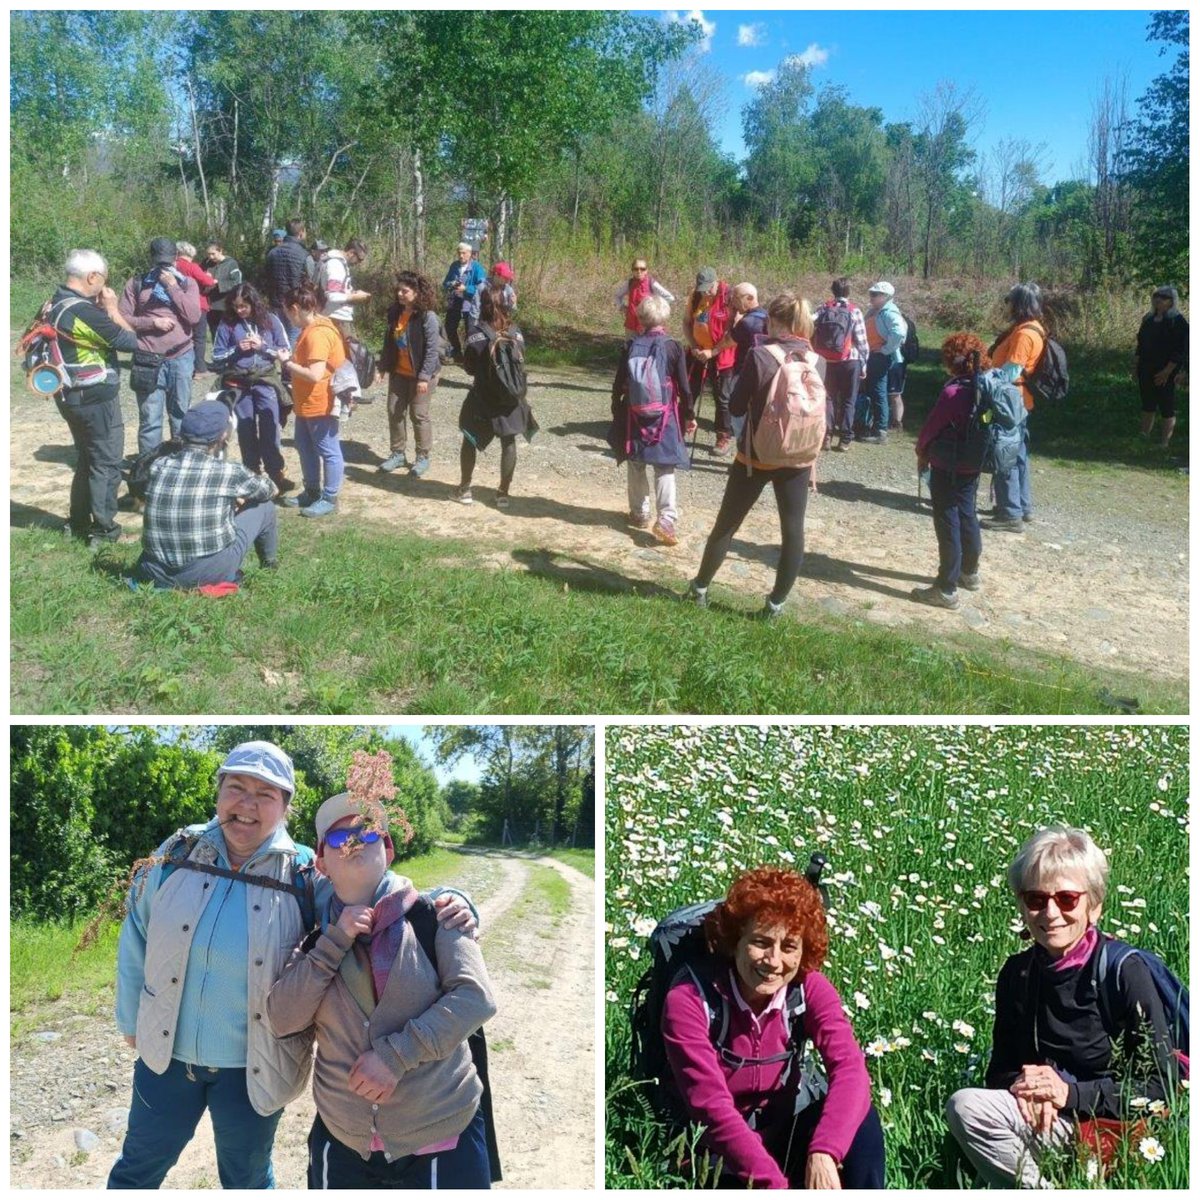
[9,850,595,1189]
[9,360,1187,689]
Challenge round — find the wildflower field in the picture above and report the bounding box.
[604,725,1190,1189]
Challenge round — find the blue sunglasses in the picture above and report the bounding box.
[324,826,383,850]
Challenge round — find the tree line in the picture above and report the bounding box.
[10,10,1185,295]
[10,724,594,922]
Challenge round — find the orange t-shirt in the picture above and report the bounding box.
[991,322,1045,411]
[291,317,347,418]
[391,309,415,377]
[689,294,716,351]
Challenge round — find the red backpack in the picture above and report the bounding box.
[811,300,857,362]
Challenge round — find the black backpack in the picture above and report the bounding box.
[990,322,1069,404]
[346,337,377,392]
[900,313,920,364]
[811,302,855,361]
[479,328,528,414]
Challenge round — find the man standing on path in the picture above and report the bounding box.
[46,249,139,547]
[119,237,202,454]
[814,277,869,451]
[857,282,906,443]
[266,218,316,346]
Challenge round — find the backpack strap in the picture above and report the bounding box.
[1094,937,1137,1037]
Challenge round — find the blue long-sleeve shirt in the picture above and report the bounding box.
[211,314,290,373]
[871,301,907,363]
[442,259,488,302]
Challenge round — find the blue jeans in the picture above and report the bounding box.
[930,468,982,592]
[234,383,286,477]
[136,350,195,454]
[992,425,1032,519]
[294,414,344,498]
[107,1057,282,1189]
[856,352,891,434]
[307,1107,491,1189]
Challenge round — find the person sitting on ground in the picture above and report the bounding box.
[267,793,497,1189]
[489,261,518,315]
[689,293,826,621]
[455,286,534,510]
[276,281,347,519]
[608,294,693,547]
[175,241,218,375]
[856,282,906,444]
[815,278,870,452]
[211,283,294,493]
[443,242,488,362]
[377,271,443,478]
[615,258,675,341]
[119,237,202,454]
[984,282,1045,533]
[41,249,138,548]
[1135,285,1188,450]
[662,866,885,1189]
[684,268,737,455]
[133,400,278,589]
[946,826,1179,1189]
[910,333,990,610]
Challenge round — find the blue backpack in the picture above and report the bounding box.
[931,367,1027,475]
[1094,936,1189,1078]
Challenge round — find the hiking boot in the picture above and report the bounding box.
[686,581,709,608]
[759,598,785,621]
[984,517,1025,534]
[822,436,832,452]
[409,456,431,478]
[832,439,849,452]
[958,572,981,591]
[284,489,319,509]
[713,434,734,456]
[1022,513,1034,524]
[628,511,651,530]
[495,492,510,510]
[453,487,474,505]
[652,519,678,547]
[862,431,886,444]
[911,585,960,609]
[379,452,409,473]
[270,473,296,494]
[299,497,336,518]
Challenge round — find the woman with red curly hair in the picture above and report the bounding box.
[661,866,885,1189]
[911,333,992,609]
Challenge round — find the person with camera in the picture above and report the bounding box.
[133,400,279,589]
[45,249,139,548]
[119,237,203,455]
[211,283,294,492]
[442,242,488,362]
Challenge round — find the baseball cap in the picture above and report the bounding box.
[218,741,295,799]
[492,261,515,282]
[149,237,177,265]
[180,400,231,445]
[695,266,717,290]
[867,281,895,298]
[315,792,391,848]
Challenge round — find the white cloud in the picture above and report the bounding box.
[743,70,776,89]
[737,22,765,47]
[785,43,830,69]
[666,9,716,53]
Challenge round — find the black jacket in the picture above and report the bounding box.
[378,304,442,381]
[984,937,1176,1119]
[1136,309,1189,376]
[265,237,314,305]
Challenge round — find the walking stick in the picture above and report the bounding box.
[689,361,703,466]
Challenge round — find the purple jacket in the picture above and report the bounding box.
[662,968,871,1188]
[916,376,978,474]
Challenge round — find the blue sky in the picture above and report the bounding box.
[389,726,484,786]
[653,8,1173,183]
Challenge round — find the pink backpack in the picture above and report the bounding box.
[746,343,826,471]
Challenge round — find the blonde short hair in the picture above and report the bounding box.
[637,295,670,328]
[1007,826,1109,906]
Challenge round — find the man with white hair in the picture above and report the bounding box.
[47,249,139,547]
[442,242,487,362]
[709,282,769,380]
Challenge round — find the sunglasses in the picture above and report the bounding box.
[633,266,648,272]
[1020,889,1084,913]
[324,826,382,850]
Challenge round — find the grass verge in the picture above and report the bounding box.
[10,526,1183,714]
[10,918,120,1035]
[546,847,596,878]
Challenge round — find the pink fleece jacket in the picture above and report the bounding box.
[662,968,871,1189]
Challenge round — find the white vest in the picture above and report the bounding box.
[134,827,314,1115]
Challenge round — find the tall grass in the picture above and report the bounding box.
[604,725,1189,1190]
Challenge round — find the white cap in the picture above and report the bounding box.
[867,281,895,298]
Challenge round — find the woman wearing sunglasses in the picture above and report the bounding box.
[946,826,1178,1187]
[109,742,473,1189]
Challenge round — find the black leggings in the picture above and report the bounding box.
[696,463,810,604]
[461,435,516,493]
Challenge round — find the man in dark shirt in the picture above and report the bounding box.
[265,217,316,345]
[47,249,139,546]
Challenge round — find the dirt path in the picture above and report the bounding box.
[9,358,1187,691]
[9,849,595,1189]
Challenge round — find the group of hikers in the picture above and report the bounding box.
[30,230,1187,615]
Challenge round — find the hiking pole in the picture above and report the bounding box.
[689,382,702,466]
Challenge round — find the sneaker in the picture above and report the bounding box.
[651,519,678,547]
[299,497,336,518]
[284,489,319,509]
[258,555,279,570]
[760,598,785,621]
[379,452,409,473]
[453,487,474,505]
[628,511,651,530]
[713,434,733,456]
[832,439,849,452]
[958,572,981,591]
[984,517,1025,534]
[1022,513,1034,524]
[495,492,510,510]
[911,585,960,609]
[686,581,709,608]
[409,456,431,478]
[862,432,886,445]
[821,436,832,452]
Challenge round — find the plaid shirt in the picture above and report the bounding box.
[143,448,275,568]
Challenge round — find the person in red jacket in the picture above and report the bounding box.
[615,257,675,342]
[661,865,885,1189]
[684,268,737,455]
[176,241,218,375]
